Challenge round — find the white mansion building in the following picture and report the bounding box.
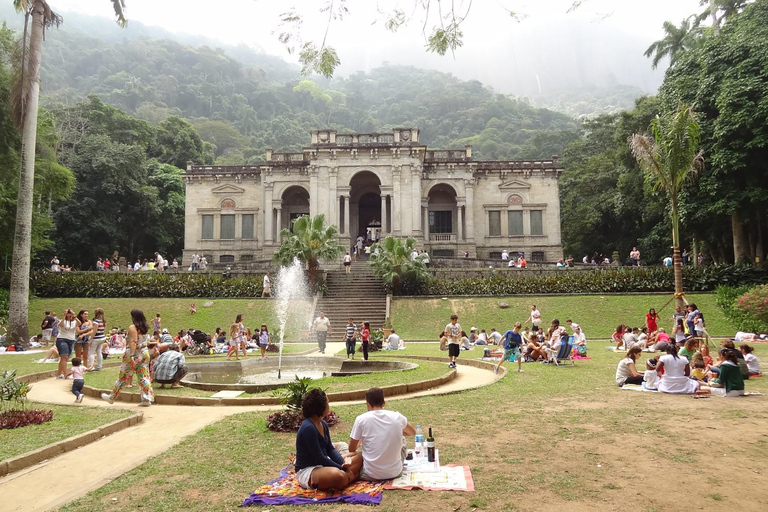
[182,129,564,264]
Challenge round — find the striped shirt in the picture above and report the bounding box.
[345,323,357,340]
[93,319,106,340]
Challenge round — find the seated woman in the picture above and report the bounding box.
[573,325,587,356]
[460,331,471,350]
[295,389,362,491]
[615,346,644,387]
[525,332,547,362]
[740,344,761,376]
[543,319,567,363]
[678,337,699,361]
[709,348,746,397]
[656,344,704,395]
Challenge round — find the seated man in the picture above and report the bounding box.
[348,388,416,482]
[488,328,502,345]
[153,344,188,389]
[386,329,401,350]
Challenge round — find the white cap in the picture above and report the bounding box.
[470,327,477,331]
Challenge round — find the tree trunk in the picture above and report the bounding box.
[671,200,684,311]
[7,1,45,347]
[710,0,720,32]
[732,211,749,263]
[756,213,765,264]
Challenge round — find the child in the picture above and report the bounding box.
[690,360,708,382]
[495,322,523,374]
[643,357,658,390]
[189,303,197,314]
[67,357,86,403]
[740,344,761,376]
[700,344,714,369]
[613,325,624,350]
[694,312,711,346]
[259,324,270,359]
[444,315,461,368]
[226,322,240,361]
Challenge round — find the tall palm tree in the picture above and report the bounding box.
[629,104,704,310]
[272,214,344,286]
[644,17,700,69]
[6,0,126,346]
[697,0,751,32]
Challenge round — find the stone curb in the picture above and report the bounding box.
[82,360,461,406]
[0,411,144,478]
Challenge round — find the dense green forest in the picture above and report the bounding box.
[0,0,765,271]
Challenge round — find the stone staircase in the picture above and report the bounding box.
[316,260,387,341]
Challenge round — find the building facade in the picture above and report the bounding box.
[182,129,564,265]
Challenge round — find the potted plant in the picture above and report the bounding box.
[382,317,393,337]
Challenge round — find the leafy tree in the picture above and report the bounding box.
[272,214,344,286]
[153,115,212,168]
[630,104,703,309]
[644,18,700,69]
[368,236,431,292]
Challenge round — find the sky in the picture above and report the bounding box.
[47,0,704,95]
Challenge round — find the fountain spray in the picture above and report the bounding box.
[274,258,310,379]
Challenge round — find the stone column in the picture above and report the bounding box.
[412,165,422,238]
[344,195,350,236]
[275,206,282,241]
[329,166,338,230]
[309,166,319,218]
[264,183,274,244]
[422,199,430,241]
[464,179,475,241]
[392,166,401,234]
[381,195,387,233]
[457,203,464,241]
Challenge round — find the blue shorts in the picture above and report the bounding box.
[56,338,74,357]
[503,347,521,362]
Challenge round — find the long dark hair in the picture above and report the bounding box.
[77,310,88,323]
[235,314,244,324]
[665,344,679,359]
[720,347,738,365]
[131,309,149,335]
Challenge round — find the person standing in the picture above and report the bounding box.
[55,310,79,379]
[199,255,208,271]
[360,321,371,361]
[629,247,641,266]
[74,310,93,367]
[258,324,270,358]
[50,256,60,272]
[102,309,155,406]
[445,314,461,368]
[191,252,200,271]
[343,252,352,273]
[348,388,416,482]
[41,311,55,347]
[153,313,162,334]
[345,318,358,360]
[313,312,331,354]
[421,251,430,269]
[262,272,272,298]
[88,308,107,371]
[524,305,542,332]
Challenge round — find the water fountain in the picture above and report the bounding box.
[274,258,311,379]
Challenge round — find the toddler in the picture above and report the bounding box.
[67,357,86,403]
[643,357,658,390]
[690,360,708,382]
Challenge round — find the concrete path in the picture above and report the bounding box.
[0,355,497,512]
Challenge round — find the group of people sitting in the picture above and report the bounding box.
[616,335,761,397]
[294,387,415,491]
[613,304,711,351]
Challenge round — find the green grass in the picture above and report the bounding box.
[0,404,132,462]
[27,297,311,340]
[56,341,768,512]
[391,293,734,339]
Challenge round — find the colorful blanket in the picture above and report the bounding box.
[385,465,474,492]
[241,466,384,507]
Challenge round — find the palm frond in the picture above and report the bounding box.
[110,0,128,27]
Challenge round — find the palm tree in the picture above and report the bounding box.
[272,214,344,286]
[368,237,431,292]
[644,18,700,69]
[6,0,126,346]
[697,0,750,32]
[629,104,704,310]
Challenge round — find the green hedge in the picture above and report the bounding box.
[716,285,768,333]
[23,271,264,298]
[398,264,768,296]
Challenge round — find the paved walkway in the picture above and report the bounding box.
[0,351,497,512]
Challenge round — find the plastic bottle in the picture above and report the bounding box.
[414,425,424,458]
[426,426,435,463]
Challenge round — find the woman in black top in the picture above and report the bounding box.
[294,389,362,490]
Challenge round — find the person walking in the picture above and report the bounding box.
[262,272,272,298]
[445,314,461,368]
[55,310,79,379]
[313,312,331,354]
[40,311,55,347]
[88,308,107,371]
[102,309,155,406]
[343,252,352,273]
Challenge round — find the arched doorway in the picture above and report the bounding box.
[349,171,383,242]
[427,184,458,241]
[281,186,310,232]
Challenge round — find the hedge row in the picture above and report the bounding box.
[23,272,265,298]
[397,264,768,296]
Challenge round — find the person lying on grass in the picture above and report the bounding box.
[295,389,362,491]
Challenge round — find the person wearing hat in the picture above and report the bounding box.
[154,344,188,389]
[160,328,173,345]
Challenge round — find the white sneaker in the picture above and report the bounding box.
[518,369,524,373]
[56,374,64,379]
[139,400,151,407]
[493,367,499,374]
[101,393,114,404]
[76,394,84,403]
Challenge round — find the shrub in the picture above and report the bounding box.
[0,409,54,429]
[715,286,766,333]
[267,376,340,432]
[397,264,768,296]
[736,285,768,331]
[1,370,31,411]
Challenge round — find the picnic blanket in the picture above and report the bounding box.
[385,464,474,492]
[240,465,384,507]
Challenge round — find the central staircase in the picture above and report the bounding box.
[316,260,387,341]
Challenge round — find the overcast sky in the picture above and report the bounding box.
[49,0,703,94]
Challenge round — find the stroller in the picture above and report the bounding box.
[186,329,213,356]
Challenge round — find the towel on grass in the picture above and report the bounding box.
[385,465,474,492]
[241,465,384,507]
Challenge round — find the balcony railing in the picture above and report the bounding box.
[430,233,457,242]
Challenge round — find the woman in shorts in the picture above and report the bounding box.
[56,309,79,379]
[294,389,362,491]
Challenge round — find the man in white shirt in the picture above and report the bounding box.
[488,328,502,345]
[312,312,331,354]
[191,252,200,271]
[261,272,272,297]
[410,249,419,261]
[386,329,401,350]
[501,250,509,261]
[349,388,416,481]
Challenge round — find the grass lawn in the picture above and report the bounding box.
[392,292,734,339]
[0,404,132,462]
[27,297,311,341]
[57,342,768,512]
